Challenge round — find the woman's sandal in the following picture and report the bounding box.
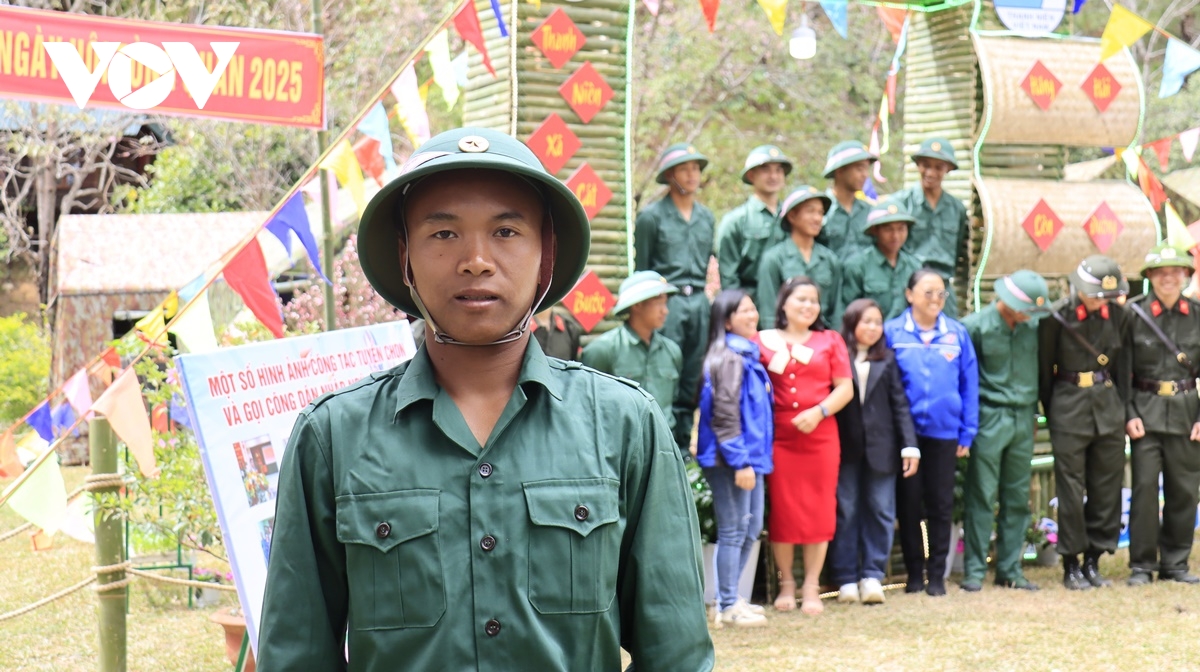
[800,584,824,615]
[774,580,797,611]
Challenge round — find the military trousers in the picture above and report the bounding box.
[941,273,959,319]
[1051,429,1127,557]
[1128,431,1200,574]
[661,291,710,452]
[963,404,1036,582]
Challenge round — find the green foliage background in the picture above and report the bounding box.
[0,313,50,427]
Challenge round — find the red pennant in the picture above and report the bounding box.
[101,347,120,369]
[700,0,720,32]
[453,0,496,77]
[353,137,385,187]
[1137,157,1167,211]
[1147,138,1172,172]
[877,7,907,43]
[224,239,284,338]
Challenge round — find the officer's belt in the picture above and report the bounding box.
[676,285,704,297]
[1133,376,1198,396]
[1055,370,1112,388]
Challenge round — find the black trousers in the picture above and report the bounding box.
[1051,428,1126,557]
[1129,431,1200,573]
[896,436,959,581]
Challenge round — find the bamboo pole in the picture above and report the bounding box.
[312,0,335,332]
[91,418,126,672]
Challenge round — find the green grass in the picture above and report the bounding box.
[4,467,1199,670]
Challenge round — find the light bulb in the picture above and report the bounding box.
[789,16,816,60]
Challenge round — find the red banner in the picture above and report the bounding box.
[0,6,324,128]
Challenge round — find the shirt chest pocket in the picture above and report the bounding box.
[523,478,621,615]
[863,273,894,297]
[336,489,445,630]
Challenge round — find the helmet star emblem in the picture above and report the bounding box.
[458,136,489,153]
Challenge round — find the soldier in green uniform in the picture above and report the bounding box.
[582,271,683,436]
[817,140,877,256]
[960,270,1051,593]
[635,143,715,452]
[716,144,792,296]
[532,306,583,361]
[1037,256,1130,590]
[756,185,839,328]
[837,201,922,323]
[1125,242,1200,586]
[894,137,969,317]
[257,128,714,670]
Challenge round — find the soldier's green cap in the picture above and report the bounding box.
[611,270,678,316]
[822,140,877,179]
[655,143,708,184]
[995,269,1051,316]
[357,127,590,316]
[741,145,793,184]
[861,200,916,235]
[910,137,959,170]
[778,186,832,233]
[1140,242,1194,275]
[1069,255,1129,298]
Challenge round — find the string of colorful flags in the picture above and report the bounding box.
[1098,3,1200,98]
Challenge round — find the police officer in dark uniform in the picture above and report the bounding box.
[1125,242,1200,586]
[1038,255,1130,590]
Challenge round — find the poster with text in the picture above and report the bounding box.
[175,321,416,653]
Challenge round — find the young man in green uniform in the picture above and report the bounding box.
[257,128,714,671]
[837,201,922,323]
[531,306,583,361]
[756,185,839,328]
[582,271,683,436]
[1037,255,1130,590]
[895,137,969,317]
[635,143,715,453]
[1125,242,1200,586]
[716,144,792,296]
[960,270,1051,593]
[817,140,876,256]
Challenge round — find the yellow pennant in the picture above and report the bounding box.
[1100,4,1154,61]
[756,0,787,36]
[320,140,367,217]
[1165,202,1196,249]
[427,30,459,110]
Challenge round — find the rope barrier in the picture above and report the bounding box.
[0,576,96,622]
[0,485,88,544]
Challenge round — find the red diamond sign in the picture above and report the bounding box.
[1022,199,1063,252]
[566,162,612,220]
[563,269,616,332]
[531,8,585,70]
[526,114,581,175]
[1083,202,1124,253]
[1020,60,1062,111]
[559,62,614,124]
[1081,63,1122,113]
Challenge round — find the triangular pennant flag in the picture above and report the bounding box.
[869,125,887,184]
[699,0,720,32]
[756,0,787,36]
[877,6,907,43]
[453,51,470,88]
[1148,138,1173,172]
[51,403,78,438]
[886,73,897,114]
[454,0,497,77]
[320,139,367,217]
[1188,219,1200,254]
[642,0,660,15]
[1137,156,1168,211]
[1099,4,1154,62]
[354,137,387,186]
[1166,202,1196,249]
[301,171,342,226]
[1180,127,1199,163]
[170,394,192,430]
[26,402,54,443]
[427,30,459,110]
[91,368,157,477]
[178,273,207,303]
[356,102,396,171]
[863,175,879,200]
[1073,0,1087,13]
[89,347,120,386]
[169,288,220,354]
[820,0,849,39]
[391,64,432,149]
[134,303,168,347]
[490,0,509,37]
[59,493,94,544]
[1119,145,1141,180]
[267,192,330,284]
[62,368,93,417]
[4,452,67,535]
[223,239,284,339]
[1159,38,1200,99]
[0,429,21,479]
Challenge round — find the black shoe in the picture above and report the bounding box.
[1082,552,1113,588]
[1127,569,1154,586]
[995,577,1040,591]
[959,579,983,592]
[1159,569,1200,584]
[905,575,925,594]
[925,577,946,597]
[1063,556,1093,591]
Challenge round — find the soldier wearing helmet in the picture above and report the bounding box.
[816,140,877,257]
[716,144,793,300]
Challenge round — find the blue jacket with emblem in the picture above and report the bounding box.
[885,309,979,447]
[697,334,774,473]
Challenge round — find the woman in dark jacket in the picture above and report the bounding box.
[831,298,920,605]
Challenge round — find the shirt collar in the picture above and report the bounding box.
[748,194,777,216]
[902,308,947,335]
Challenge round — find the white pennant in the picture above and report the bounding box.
[1179,127,1199,163]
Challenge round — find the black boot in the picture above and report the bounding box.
[1082,552,1113,588]
[905,574,925,594]
[1127,569,1154,586]
[1062,555,1093,591]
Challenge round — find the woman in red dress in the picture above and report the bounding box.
[756,276,854,615]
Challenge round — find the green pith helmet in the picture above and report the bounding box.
[655,143,708,184]
[1069,255,1129,298]
[741,145,793,184]
[1140,242,1195,276]
[822,140,877,179]
[860,200,916,235]
[778,185,832,233]
[611,271,678,316]
[995,269,1051,315]
[910,137,959,170]
[357,127,590,318]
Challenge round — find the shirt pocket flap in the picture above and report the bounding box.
[523,478,619,538]
[335,489,440,554]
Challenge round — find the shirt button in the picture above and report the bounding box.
[792,402,799,409]
[375,522,391,539]
[574,505,589,521]
[478,463,493,478]
[789,374,795,380]
[480,535,497,552]
[485,619,501,636]
[790,387,796,393]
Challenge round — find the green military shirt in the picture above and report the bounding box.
[532,308,583,361]
[837,246,922,323]
[715,195,784,292]
[1037,298,1130,436]
[580,323,682,429]
[1124,292,1200,434]
[963,303,1039,408]
[634,196,715,287]
[257,340,713,671]
[895,185,969,278]
[756,238,841,329]
[816,190,872,256]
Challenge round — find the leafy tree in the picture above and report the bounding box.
[0,312,51,428]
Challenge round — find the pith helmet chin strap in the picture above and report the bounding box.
[399,178,557,347]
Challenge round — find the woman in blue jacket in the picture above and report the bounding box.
[697,289,774,627]
[884,269,979,596]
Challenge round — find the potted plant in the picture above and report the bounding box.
[209,606,256,671]
[192,568,232,608]
[1026,516,1060,567]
